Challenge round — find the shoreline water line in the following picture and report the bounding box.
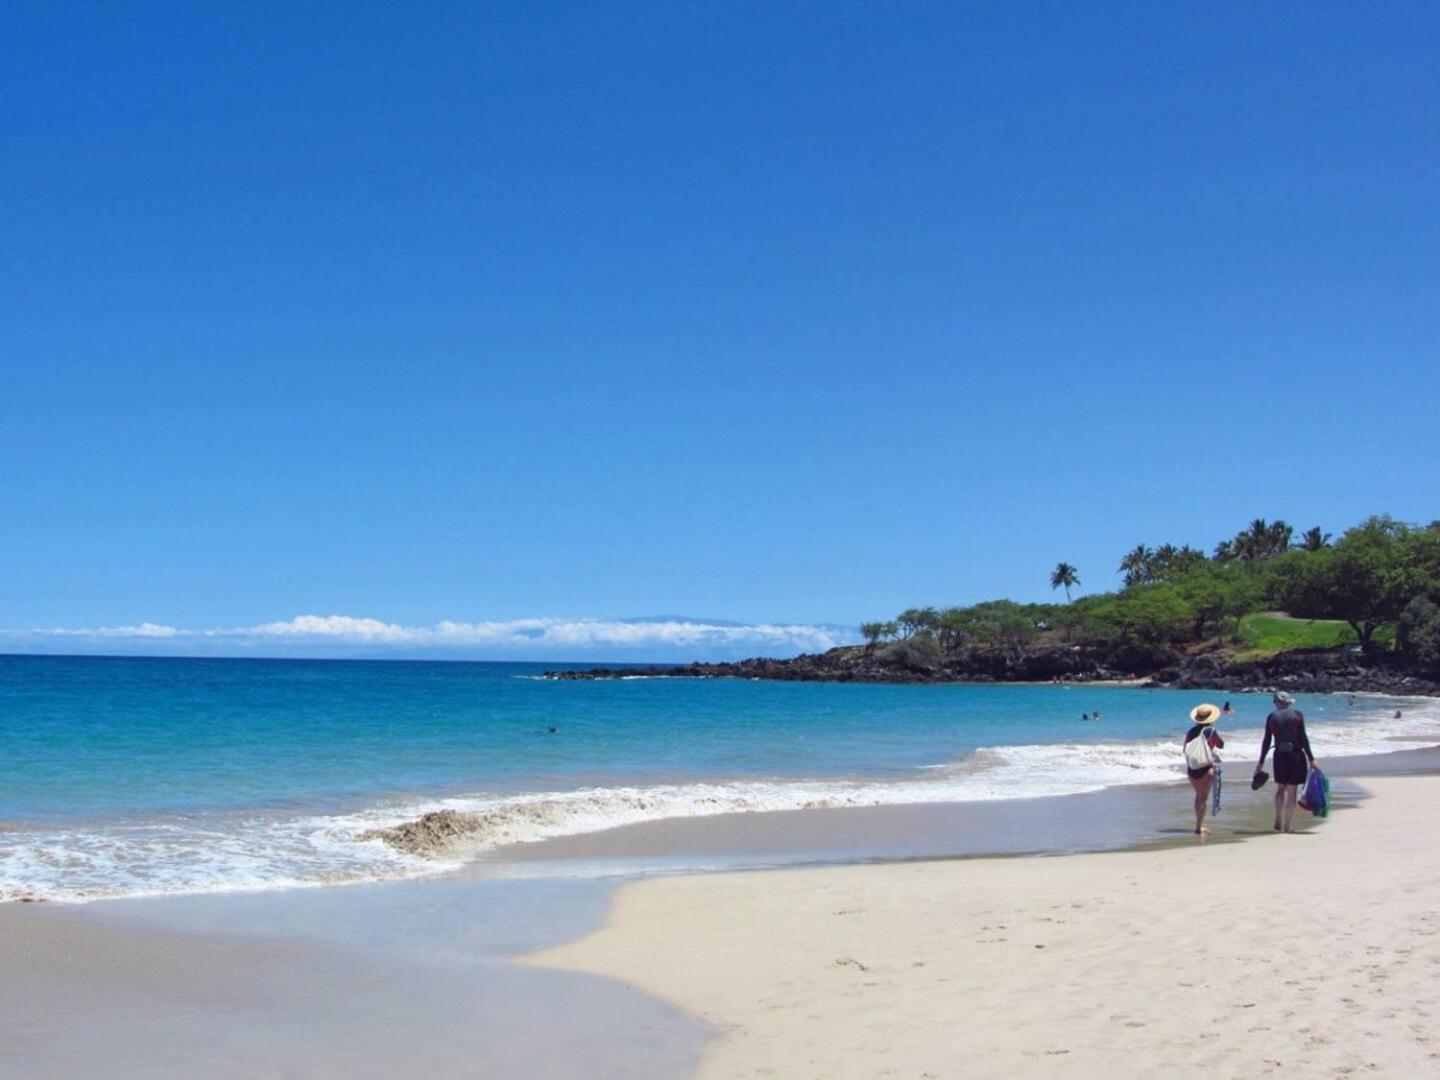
[5,692,1437,904]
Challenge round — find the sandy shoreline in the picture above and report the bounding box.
[528,772,1440,1078]
[4,754,1437,1077]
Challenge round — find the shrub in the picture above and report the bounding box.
[1398,596,1440,674]
[880,632,943,672]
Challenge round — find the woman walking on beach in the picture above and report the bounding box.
[1183,704,1225,835]
[1256,691,1318,833]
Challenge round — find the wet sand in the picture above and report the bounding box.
[476,747,1435,876]
[0,876,707,1079]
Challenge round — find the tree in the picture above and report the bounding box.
[1086,584,1194,652]
[895,607,939,640]
[859,622,889,652]
[1119,545,1155,587]
[1218,518,1295,563]
[1049,562,1080,601]
[1298,527,1332,552]
[936,608,970,654]
[1398,523,1440,602]
[1269,517,1411,651]
[1143,544,1210,582]
[1268,519,1295,555]
[1152,544,1179,575]
[1173,561,1261,640]
[968,601,1039,664]
[1398,596,1440,674]
[1173,545,1210,573]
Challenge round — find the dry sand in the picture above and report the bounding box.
[528,774,1440,1078]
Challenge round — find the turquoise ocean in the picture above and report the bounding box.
[3,654,1437,902]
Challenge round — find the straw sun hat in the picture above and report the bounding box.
[1189,703,1222,726]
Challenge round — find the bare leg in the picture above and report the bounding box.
[1273,786,1285,830]
[1191,775,1213,834]
[1282,784,1300,832]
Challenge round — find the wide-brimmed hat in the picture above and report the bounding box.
[1272,690,1295,706]
[1189,703,1222,726]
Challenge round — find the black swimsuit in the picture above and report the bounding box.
[1260,709,1312,785]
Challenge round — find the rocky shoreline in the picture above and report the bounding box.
[545,644,1440,697]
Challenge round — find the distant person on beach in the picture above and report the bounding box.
[1183,704,1225,835]
[1255,691,1318,833]
[1222,701,1233,716]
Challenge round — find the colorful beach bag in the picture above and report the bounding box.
[1299,766,1330,818]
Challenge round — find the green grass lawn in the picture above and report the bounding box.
[1236,612,1358,655]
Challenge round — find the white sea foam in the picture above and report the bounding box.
[5,697,1437,903]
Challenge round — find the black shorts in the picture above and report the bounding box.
[1187,764,1214,780]
[1273,750,1309,786]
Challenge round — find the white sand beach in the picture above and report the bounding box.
[5,768,1437,1078]
[529,774,1440,1078]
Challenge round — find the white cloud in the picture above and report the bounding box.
[39,621,179,638]
[238,615,414,641]
[6,614,855,657]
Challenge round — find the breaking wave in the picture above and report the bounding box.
[5,697,1437,903]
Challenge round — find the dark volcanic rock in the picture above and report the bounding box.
[545,643,1440,696]
[1152,648,1440,696]
[545,643,1134,687]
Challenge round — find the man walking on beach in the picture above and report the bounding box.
[1255,691,1318,833]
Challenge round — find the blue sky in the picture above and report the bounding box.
[3,2,1437,659]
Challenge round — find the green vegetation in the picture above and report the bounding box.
[1235,613,1357,655]
[860,514,1440,672]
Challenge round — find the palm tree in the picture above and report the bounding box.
[1153,543,1179,576]
[1268,519,1294,555]
[1235,517,1294,561]
[1298,526,1331,552]
[1236,518,1271,562]
[1118,544,1154,587]
[1175,544,1208,572]
[1050,562,1080,601]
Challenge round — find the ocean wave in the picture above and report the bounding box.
[5,697,1438,903]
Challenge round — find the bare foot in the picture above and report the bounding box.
[1273,821,1282,831]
